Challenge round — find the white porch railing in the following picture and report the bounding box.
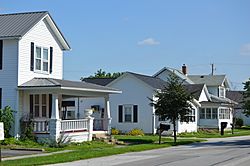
[61,119,88,132]
[33,120,49,133]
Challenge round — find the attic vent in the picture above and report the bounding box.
[200,76,204,78]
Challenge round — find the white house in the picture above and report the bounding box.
[83,72,211,134]
[0,11,120,142]
[154,65,237,129]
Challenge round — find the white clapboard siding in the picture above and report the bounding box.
[18,19,63,85]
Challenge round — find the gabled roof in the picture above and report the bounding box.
[188,75,229,87]
[226,91,244,108]
[153,67,194,84]
[126,72,168,89]
[18,78,121,94]
[82,78,116,86]
[183,84,206,101]
[0,11,70,50]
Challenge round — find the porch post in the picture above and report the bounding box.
[87,116,94,141]
[104,95,112,135]
[50,93,61,141]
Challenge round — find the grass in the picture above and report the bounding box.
[1,135,203,166]
[178,128,250,138]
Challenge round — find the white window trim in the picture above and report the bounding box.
[34,46,49,74]
[200,107,218,119]
[123,104,133,123]
[219,86,225,98]
[33,94,49,119]
[219,108,230,119]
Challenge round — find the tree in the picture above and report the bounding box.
[0,106,14,138]
[242,78,250,116]
[149,74,194,144]
[81,69,123,80]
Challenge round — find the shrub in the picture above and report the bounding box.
[111,128,120,135]
[235,118,244,128]
[0,106,14,137]
[20,115,36,141]
[127,128,144,136]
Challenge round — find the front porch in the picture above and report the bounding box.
[17,78,121,142]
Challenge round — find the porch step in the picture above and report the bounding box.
[93,133,108,140]
[93,134,124,145]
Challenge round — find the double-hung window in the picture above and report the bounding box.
[35,46,49,73]
[124,105,132,122]
[118,104,138,123]
[32,94,49,118]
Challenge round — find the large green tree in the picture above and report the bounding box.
[242,78,250,116]
[149,74,194,143]
[81,69,123,80]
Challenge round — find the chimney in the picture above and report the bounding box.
[182,64,187,75]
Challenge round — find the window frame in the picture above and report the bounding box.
[32,94,49,119]
[219,86,225,98]
[219,108,230,119]
[200,107,218,119]
[34,46,50,74]
[124,104,133,122]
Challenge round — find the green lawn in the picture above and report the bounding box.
[1,135,203,166]
[178,128,250,138]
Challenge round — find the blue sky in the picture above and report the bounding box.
[1,0,250,89]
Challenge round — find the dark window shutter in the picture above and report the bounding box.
[49,94,52,118]
[30,95,33,118]
[30,42,34,71]
[133,105,138,123]
[0,40,3,70]
[49,47,53,74]
[0,88,2,109]
[118,105,123,123]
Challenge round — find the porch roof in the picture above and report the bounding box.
[18,78,122,94]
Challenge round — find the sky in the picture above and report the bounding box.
[1,0,250,90]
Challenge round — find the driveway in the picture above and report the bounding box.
[48,136,250,166]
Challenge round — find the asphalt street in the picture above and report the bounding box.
[49,136,250,166]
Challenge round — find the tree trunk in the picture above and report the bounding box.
[173,119,177,144]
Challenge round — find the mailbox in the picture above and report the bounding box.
[160,123,170,131]
[220,122,228,135]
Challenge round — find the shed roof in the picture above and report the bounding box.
[18,78,121,93]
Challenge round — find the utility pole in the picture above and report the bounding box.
[211,63,215,75]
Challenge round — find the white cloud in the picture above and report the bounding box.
[137,38,160,46]
[240,43,250,56]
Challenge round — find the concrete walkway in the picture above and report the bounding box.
[2,150,73,161]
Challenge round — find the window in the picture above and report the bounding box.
[35,46,49,73]
[186,109,196,122]
[200,108,205,119]
[32,94,49,118]
[118,104,138,123]
[219,87,225,98]
[200,108,218,119]
[219,108,230,119]
[212,108,218,119]
[124,105,132,122]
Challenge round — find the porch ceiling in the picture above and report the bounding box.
[18,78,121,97]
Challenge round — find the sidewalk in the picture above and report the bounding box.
[2,150,73,161]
